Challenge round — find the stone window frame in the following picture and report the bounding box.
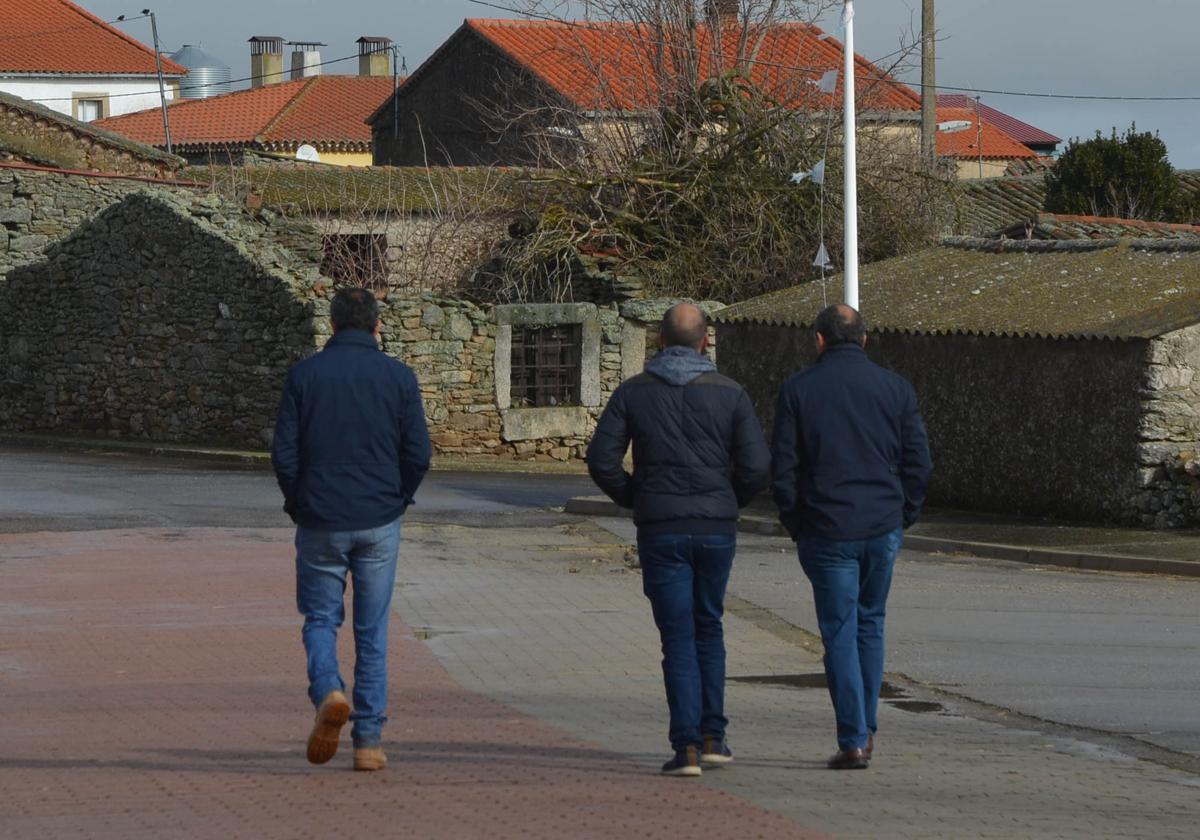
[71,93,110,122]
[494,303,601,411]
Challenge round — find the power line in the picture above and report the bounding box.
[29,53,361,105]
[0,14,149,44]
[462,0,1200,103]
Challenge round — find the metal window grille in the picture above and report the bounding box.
[510,324,582,407]
[320,234,389,289]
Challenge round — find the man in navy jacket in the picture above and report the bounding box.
[772,304,932,770]
[588,303,770,776]
[272,287,431,772]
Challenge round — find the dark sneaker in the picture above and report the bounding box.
[661,745,702,777]
[827,748,869,770]
[701,734,734,766]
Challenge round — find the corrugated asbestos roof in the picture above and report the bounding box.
[715,240,1200,340]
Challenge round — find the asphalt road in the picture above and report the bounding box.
[3,446,1197,765]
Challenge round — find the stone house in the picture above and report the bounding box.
[368,18,922,167]
[715,234,1200,528]
[0,168,709,461]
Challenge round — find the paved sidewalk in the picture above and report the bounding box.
[566,496,1200,576]
[0,528,814,840]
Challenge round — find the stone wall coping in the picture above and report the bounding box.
[494,302,598,326]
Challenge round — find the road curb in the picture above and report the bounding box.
[0,432,589,475]
[563,496,1200,578]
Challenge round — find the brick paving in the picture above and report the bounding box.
[0,528,820,840]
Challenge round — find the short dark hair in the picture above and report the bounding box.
[330,287,379,333]
[814,304,866,346]
[660,303,708,349]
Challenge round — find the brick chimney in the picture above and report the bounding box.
[357,37,392,77]
[288,41,325,80]
[249,36,284,88]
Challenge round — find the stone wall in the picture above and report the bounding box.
[0,167,200,281]
[0,190,320,446]
[717,320,1155,524]
[1,98,181,178]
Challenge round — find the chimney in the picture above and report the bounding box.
[357,37,392,77]
[288,41,326,80]
[248,36,284,88]
[704,0,740,29]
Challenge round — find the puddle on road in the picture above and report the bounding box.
[729,672,947,715]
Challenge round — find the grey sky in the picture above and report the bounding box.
[86,0,1200,166]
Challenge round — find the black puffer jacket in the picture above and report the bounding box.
[586,346,771,535]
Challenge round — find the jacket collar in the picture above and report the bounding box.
[818,342,868,363]
[326,329,379,350]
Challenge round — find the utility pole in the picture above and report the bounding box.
[143,9,173,155]
[921,0,936,169]
[842,0,858,310]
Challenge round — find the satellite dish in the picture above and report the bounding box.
[937,120,973,134]
[295,144,321,162]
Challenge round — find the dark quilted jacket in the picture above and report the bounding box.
[586,348,771,535]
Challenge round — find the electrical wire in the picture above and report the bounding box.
[462,0,1200,103]
[0,14,149,44]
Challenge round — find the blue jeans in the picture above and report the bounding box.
[797,527,903,751]
[295,519,401,748]
[638,532,736,751]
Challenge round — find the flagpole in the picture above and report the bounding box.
[842,0,859,310]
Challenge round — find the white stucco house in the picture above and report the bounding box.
[0,0,185,123]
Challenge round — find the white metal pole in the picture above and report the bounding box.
[842,0,859,310]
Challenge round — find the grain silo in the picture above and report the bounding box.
[169,45,232,99]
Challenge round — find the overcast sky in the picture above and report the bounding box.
[86,0,1200,167]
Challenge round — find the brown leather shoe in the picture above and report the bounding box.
[865,734,875,760]
[306,690,351,765]
[354,746,388,771]
[827,748,870,770]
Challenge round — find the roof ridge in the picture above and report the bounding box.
[54,0,187,76]
[259,76,322,142]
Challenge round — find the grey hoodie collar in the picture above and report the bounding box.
[645,345,716,386]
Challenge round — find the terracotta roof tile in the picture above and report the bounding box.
[937,107,1037,160]
[462,19,920,113]
[938,95,1060,147]
[0,0,185,76]
[95,76,395,152]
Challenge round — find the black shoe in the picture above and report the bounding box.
[661,745,702,777]
[701,734,734,766]
[827,748,870,770]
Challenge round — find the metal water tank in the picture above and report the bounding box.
[169,45,232,99]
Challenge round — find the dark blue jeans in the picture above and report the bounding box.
[637,532,736,751]
[797,527,903,751]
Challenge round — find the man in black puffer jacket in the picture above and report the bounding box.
[587,303,770,777]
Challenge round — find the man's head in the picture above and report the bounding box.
[330,287,380,335]
[660,303,709,352]
[813,303,866,355]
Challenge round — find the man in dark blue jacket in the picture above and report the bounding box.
[772,303,932,770]
[588,303,770,777]
[272,287,431,772]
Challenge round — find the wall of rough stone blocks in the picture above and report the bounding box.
[1,106,180,178]
[717,319,1159,526]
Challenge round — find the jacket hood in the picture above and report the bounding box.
[645,346,716,386]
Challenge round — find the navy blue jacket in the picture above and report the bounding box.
[772,343,932,540]
[271,329,432,532]
[587,347,771,535]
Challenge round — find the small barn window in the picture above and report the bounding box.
[510,324,582,407]
[320,234,389,289]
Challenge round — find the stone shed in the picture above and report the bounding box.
[716,236,1200,528]
[0,169,716,459]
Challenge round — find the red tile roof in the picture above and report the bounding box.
[937,107,1037,161]
[95,76,397,153]
[0,0,185,76]
[937,95,1060,147]
[456,19,920,113]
